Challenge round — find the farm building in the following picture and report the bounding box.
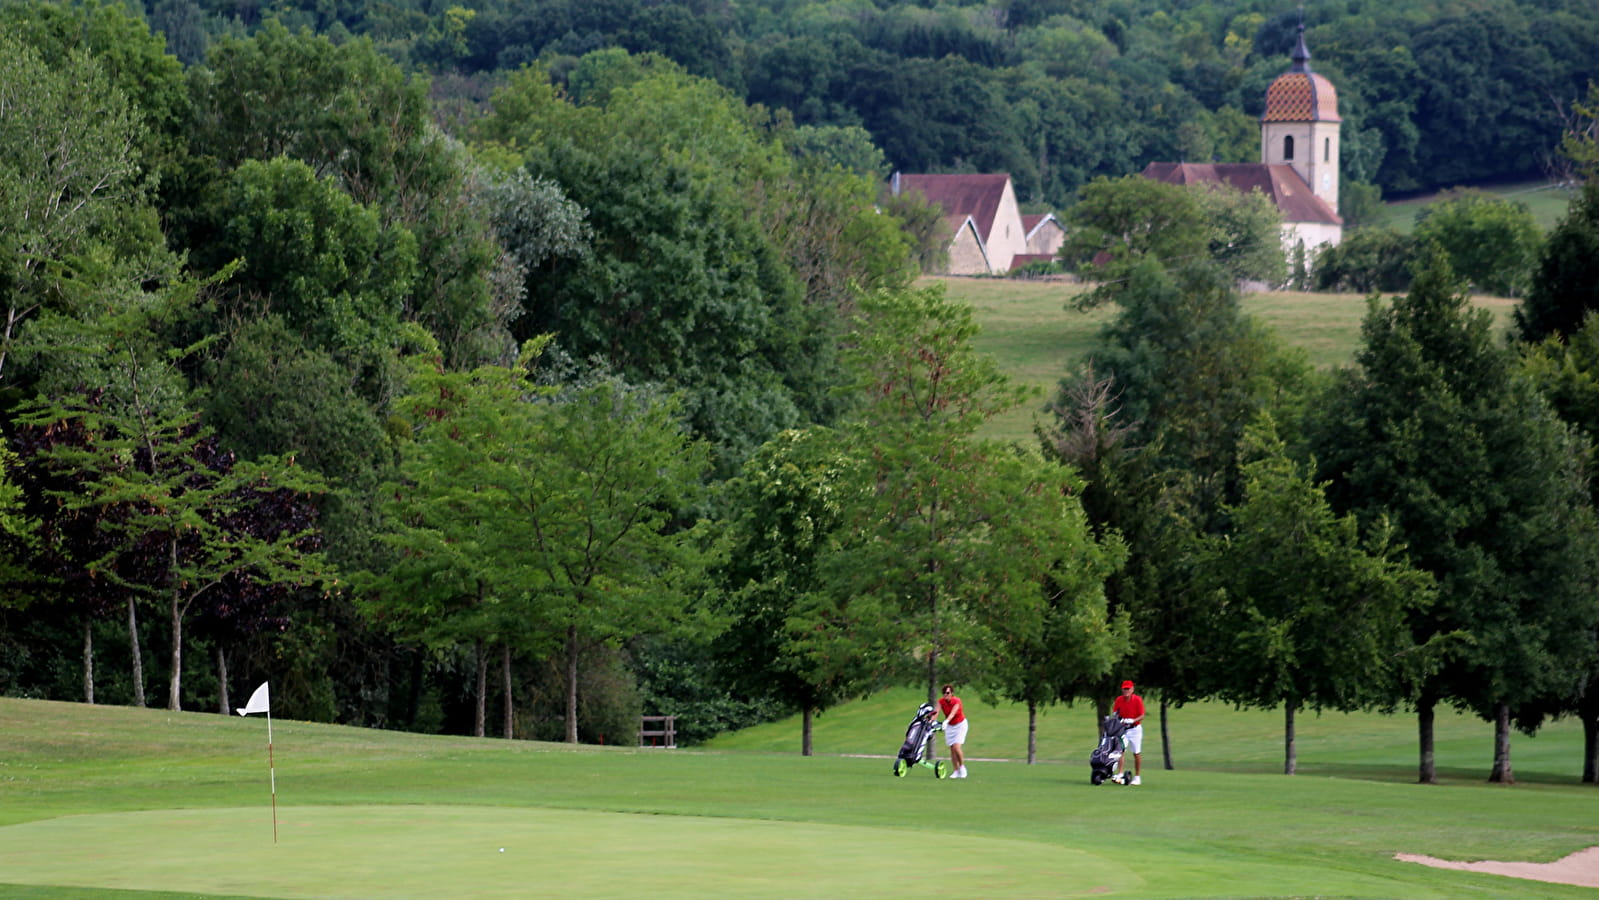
[888,172,1038,275]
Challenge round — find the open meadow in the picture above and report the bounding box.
[2,693,1595,899]
[1372,180,1576,234]
[944,277,1518,444]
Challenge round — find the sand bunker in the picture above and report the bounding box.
[1395,846,1599,889]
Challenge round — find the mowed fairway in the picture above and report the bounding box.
[3,695,1596,899]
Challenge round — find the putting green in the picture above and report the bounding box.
[0,805,1139,899]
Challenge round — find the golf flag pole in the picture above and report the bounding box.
[236,682,276,843]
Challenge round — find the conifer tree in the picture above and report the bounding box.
[1314,244,1599,783]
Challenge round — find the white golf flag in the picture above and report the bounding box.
[237,682,270,716]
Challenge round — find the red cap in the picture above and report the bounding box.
[1121,680,1135,690]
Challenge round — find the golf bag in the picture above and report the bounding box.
[892,703,948,778]
[1090,715,1129,785]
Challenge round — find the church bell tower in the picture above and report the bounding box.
[1261,25,1342,215]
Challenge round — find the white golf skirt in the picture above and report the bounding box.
[944,719,968,746]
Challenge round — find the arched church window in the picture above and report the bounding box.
[1284,136,1295,160]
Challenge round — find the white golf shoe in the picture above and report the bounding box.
[1130,775,1141,785]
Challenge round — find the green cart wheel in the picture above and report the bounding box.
[934,760,948,779]
[893,758,908,777]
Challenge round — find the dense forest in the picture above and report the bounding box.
[4,0,1599,782]
[137,0,1599,208]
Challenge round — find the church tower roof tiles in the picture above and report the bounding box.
[1262,26,1341,123]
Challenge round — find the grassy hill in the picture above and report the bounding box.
[943,277,1518,443]
[1373,179,1576,233]
[952,180,1562,443]
[2,696,1594,899]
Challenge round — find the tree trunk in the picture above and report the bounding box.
[802,707,813,757]
[923,648,938,761]
[471,638,487,738]
[127,596,145,708]
[1417,694,1437,784]
[82,615,94,704]
[1583,711,1597,784]
[565,623,579,744]
[216,645,230,715]
[1027,700,1038,764]
[167,565,184,711]
[1580,677,1597,784]
[1284,701,1298,775]
[405,648,423,729]
[1160,696,1174,770]
[1489,702,1515,784]
[502,644,513,740]
[375,652,391,726]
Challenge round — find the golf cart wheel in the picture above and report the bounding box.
[934,760,948,779]
[894,758,908,777]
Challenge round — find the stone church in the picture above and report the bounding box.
[1142,25,1344,257]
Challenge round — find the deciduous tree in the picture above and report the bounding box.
[1040,370,1196,766]
[1514,181,1599,343]
[188,22,508,369]
[0,37,148,381]
[476,57,836,472]
[1202,416,1433,774]
[16,277,332,711]
[1313,246,1599,783]
[371,345,711,743]
[820,285,1122,739]
[1413,189,1541,297]
[711,428,862,755]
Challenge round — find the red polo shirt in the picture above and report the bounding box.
[938,695,965,726]
[1113,693,1145,722]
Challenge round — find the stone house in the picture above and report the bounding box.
[889,172,1035,275]
[1011,213,1067,269]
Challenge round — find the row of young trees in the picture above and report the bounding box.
[3,1,1599,783]
[132,0,1599,209]
[1053,165,1599,782]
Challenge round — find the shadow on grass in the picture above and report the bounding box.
[1197,760,1595,788]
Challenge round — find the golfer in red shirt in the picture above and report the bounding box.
[938,683,969,778]
[1112,680,1145,785]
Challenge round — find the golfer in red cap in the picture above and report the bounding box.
[1111,680,1145,785]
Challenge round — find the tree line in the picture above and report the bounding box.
[3,1,1599,783]
[134,0,1599,212]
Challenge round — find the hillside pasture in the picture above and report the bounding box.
[1374,180,1576,233]
[943,277,1517,443]
[2,695,1595,899]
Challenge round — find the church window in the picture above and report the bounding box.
[1324,138,1330,162]
[1283,136,1295,160]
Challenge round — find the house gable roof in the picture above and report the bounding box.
[1139,162,1342,226]
[1021,213,1062,240]
[896,173,1012,242]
